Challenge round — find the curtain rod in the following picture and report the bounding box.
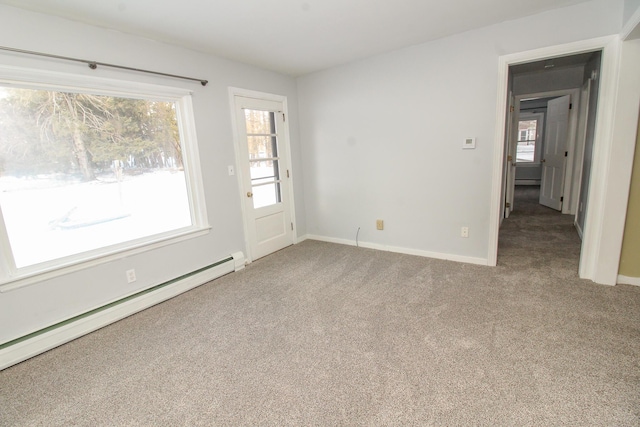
[0,45,208,86]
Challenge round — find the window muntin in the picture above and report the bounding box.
[0,82,205,277]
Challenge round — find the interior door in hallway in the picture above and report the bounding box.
[234,95,293,261]
[504,92,517,218]
[540,95,571,211]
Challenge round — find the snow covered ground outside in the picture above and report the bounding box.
[0,164,284,269]
[516,144,535,162]
[0,171,191,268]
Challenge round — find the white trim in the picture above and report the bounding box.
[228,89,252,261]
[0,255,238,370]
[617,275,640,286]
[489,36,625,284]
[571,80,592,218]
[177,95,210,228]
[488,53,511,266]
[578,37,623,285]
[0,67,210,288]
[305,235,488,266]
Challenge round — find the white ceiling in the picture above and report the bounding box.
[0,0,592,76]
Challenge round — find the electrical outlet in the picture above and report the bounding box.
[461,227,469,238]
[126,269,137,283]
[376,219,384,230]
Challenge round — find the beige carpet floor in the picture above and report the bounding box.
[1,187,639,426]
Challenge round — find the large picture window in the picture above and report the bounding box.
[0,76,206,282]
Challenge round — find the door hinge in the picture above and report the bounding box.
[510,105,515,113]
[507,155,513,162]
[505,202,511,208]
[282,113,286,122]
[291,222,294,230]
[286,169,290,178]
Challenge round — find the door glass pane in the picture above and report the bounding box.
[252,183,281,209]
[516,119,537,163]
[245,110,275,135]
[251,159,279,181]
[244,108,282,209]
[247,136,277,159]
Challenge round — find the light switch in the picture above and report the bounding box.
[228,165,235,176]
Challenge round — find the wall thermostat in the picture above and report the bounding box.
[463,138,476,149]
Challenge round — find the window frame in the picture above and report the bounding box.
[0,65,210,290]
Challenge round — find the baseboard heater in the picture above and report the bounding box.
[0,251,245,370]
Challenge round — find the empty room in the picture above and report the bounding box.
[1,0,639,425]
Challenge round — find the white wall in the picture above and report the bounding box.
[0,5,305,344]
[297,0,622,262]
[623,0,640,40]
[624,0,640,25]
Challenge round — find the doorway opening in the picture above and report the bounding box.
[498,50,603,270]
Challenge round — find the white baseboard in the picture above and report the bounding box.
[303,234,488,266]
[617,275,640,286]
[0,255,240,371]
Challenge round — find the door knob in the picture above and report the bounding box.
[247,191,253,198]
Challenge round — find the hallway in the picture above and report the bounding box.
[498,186,582,275]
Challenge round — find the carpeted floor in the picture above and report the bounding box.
[1,186,639,426]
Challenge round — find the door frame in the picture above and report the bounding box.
[228,87,298,263]
[572,79,592,238]
[489,35,630,285]
[504,92,516,219]
[508,89,580,214]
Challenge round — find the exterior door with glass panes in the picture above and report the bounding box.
[234,96,293,260]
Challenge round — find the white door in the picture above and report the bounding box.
[504,93,517,218]
[540,95,571,211]
[234,96,294,260]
